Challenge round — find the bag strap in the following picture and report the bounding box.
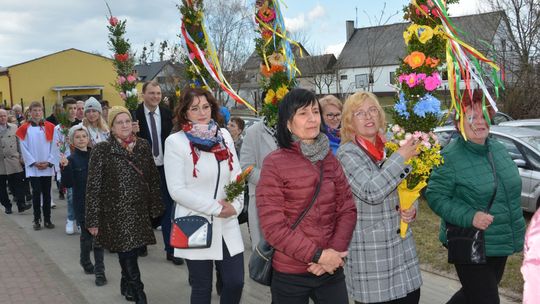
[291,164,324,230]
[485,151,498,213]
[112,152,150,191]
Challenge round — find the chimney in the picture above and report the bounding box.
[346,20,355,41]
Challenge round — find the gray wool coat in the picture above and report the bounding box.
[337,141,422,303]
[239,120,277,250]
[85,136,164,252]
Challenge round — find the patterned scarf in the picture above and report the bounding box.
[355,134,385,163]
[292,133,330,163]
[116,134,137,153]
[183,120,233,177]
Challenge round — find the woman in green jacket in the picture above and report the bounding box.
[425,91,525,304]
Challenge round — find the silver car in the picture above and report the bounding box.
[499,119,540,131]
[433,125,540,213]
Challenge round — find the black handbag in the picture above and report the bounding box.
[446,152,497,264]
[249,165,324,286]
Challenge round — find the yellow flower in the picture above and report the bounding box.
[264,89,275,104]
[416,25,434,44]
[276,86,289,100]
[403,30,412,45]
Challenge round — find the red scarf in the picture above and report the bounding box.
[355,134,385,163]
[16,121,55,141]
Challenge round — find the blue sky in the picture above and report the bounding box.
[0,0,482,66]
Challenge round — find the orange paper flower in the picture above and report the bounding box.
[404,51,426,69]
[425,57,440,68]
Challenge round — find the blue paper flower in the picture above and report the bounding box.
[413,94,442,117]
[395,92,410,118]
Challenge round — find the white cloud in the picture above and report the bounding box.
[447,0,483,16]
[285,4,326,33]
[325,42,345,57]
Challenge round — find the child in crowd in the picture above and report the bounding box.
[61,125,107,286]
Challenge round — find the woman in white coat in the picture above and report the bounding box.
[164,88,244,304]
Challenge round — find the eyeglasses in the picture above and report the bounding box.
[325,112,342,120]
[188,104,212,113]
[353,107,379,120]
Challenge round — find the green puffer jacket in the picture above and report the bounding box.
[426,136,525,256]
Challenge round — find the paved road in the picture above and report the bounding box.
[0,193,520,304]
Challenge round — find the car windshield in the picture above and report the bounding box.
[521,136,540,152]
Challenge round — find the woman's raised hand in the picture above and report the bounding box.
[396,137,421,162]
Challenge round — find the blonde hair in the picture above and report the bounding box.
[319,95,343,113]
[82,115,109,132]
[341,91,386,144]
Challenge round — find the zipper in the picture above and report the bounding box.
[213,158,221,199]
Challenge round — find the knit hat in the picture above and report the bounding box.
[108,106,132,129]
[84,97,102,113]
[68,124,89,143]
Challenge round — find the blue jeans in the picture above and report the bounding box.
[186,240,244,304]
[66,187,74,221]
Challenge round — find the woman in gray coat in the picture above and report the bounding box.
[239,119,277,249]
[336,91,422,304]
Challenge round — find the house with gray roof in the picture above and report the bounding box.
[134,60,186,96]
[335,10,512,96]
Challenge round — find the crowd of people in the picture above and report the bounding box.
[0,82,533,304]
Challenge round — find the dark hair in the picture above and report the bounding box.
[229,116,245,131]
[453,90,496,131]
[100,100,110,107]
[276,88,323,149]
[63,97,76,109]
[142,81,160,93]
[173,87,224,131]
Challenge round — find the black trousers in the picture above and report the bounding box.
[80,222,105,274]
[271,267,348,304]
[447,256,507,304]
[0,172,25,208]
[30,176,52,222]
[354,289,420,304]
[157,165,174,255]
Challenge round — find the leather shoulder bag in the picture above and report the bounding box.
[446,151,498,264]
[249,164,324,286]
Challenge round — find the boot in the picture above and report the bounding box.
[119,257,134,301]
[124,257,147,304]
[94,247,107,286]
[17,200,31,213]
[80,237,94,274]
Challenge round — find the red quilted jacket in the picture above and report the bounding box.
[256,143,357,274]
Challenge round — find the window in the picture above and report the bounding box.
[355,74,368,88]
[491,135,524,160]
[340,75,347,80]
[390,72,396,84]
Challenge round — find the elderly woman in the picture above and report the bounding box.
[86,106,164,304]
[426,91,525,304]
[319,95,342,154]
[164,88,244,304]
[256,88,357,303]
[336,91,422,304]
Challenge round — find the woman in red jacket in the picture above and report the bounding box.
[256,88,357,303]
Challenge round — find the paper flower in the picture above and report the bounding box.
[268,52,285,66]
[264,89,276,105]
[425,57,440,68]
[127,75,137,83]
[403,30,413,45]
[117,76,126,85]
[115,53,129,62]
[416,26,434,44]
[257,6,276,23]
[109,16,119,27]
[424,72,441,91]
[412,94,442,117]
[415,4,430,16]
[405,73,418,88]
[262,29,273,40]
[404,51,426,69]
[120,92,127,100]
[394,93,410,118]
[276,86,289,100]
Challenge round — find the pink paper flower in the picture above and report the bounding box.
[120,92,127,100]
[406,73,418,88]
[424,72,441,91]
[117,76,126,85]
[127,75,137,83]
[109,16,119,27]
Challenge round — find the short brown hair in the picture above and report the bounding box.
[63,97,76,108]
[29,101,43,111]
[142,81,160,93]
[173,87,223,131]
[230,117,245,131]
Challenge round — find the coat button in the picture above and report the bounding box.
[397,229,401,234]
[404,168,410,173]
[400,173,405,178]
[395,205,400,211]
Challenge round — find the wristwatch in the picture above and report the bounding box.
[311,248,323,263]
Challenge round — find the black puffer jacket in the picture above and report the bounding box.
[61,148,90,224]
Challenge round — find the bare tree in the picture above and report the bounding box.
[204,0,255,105]
[480,0,540,118]
[298,52,337,95]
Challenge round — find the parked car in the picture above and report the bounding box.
[433,125,540,212]
[499,119,540,131]
[438,109,513,126]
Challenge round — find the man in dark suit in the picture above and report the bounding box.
[135,80,183,265]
